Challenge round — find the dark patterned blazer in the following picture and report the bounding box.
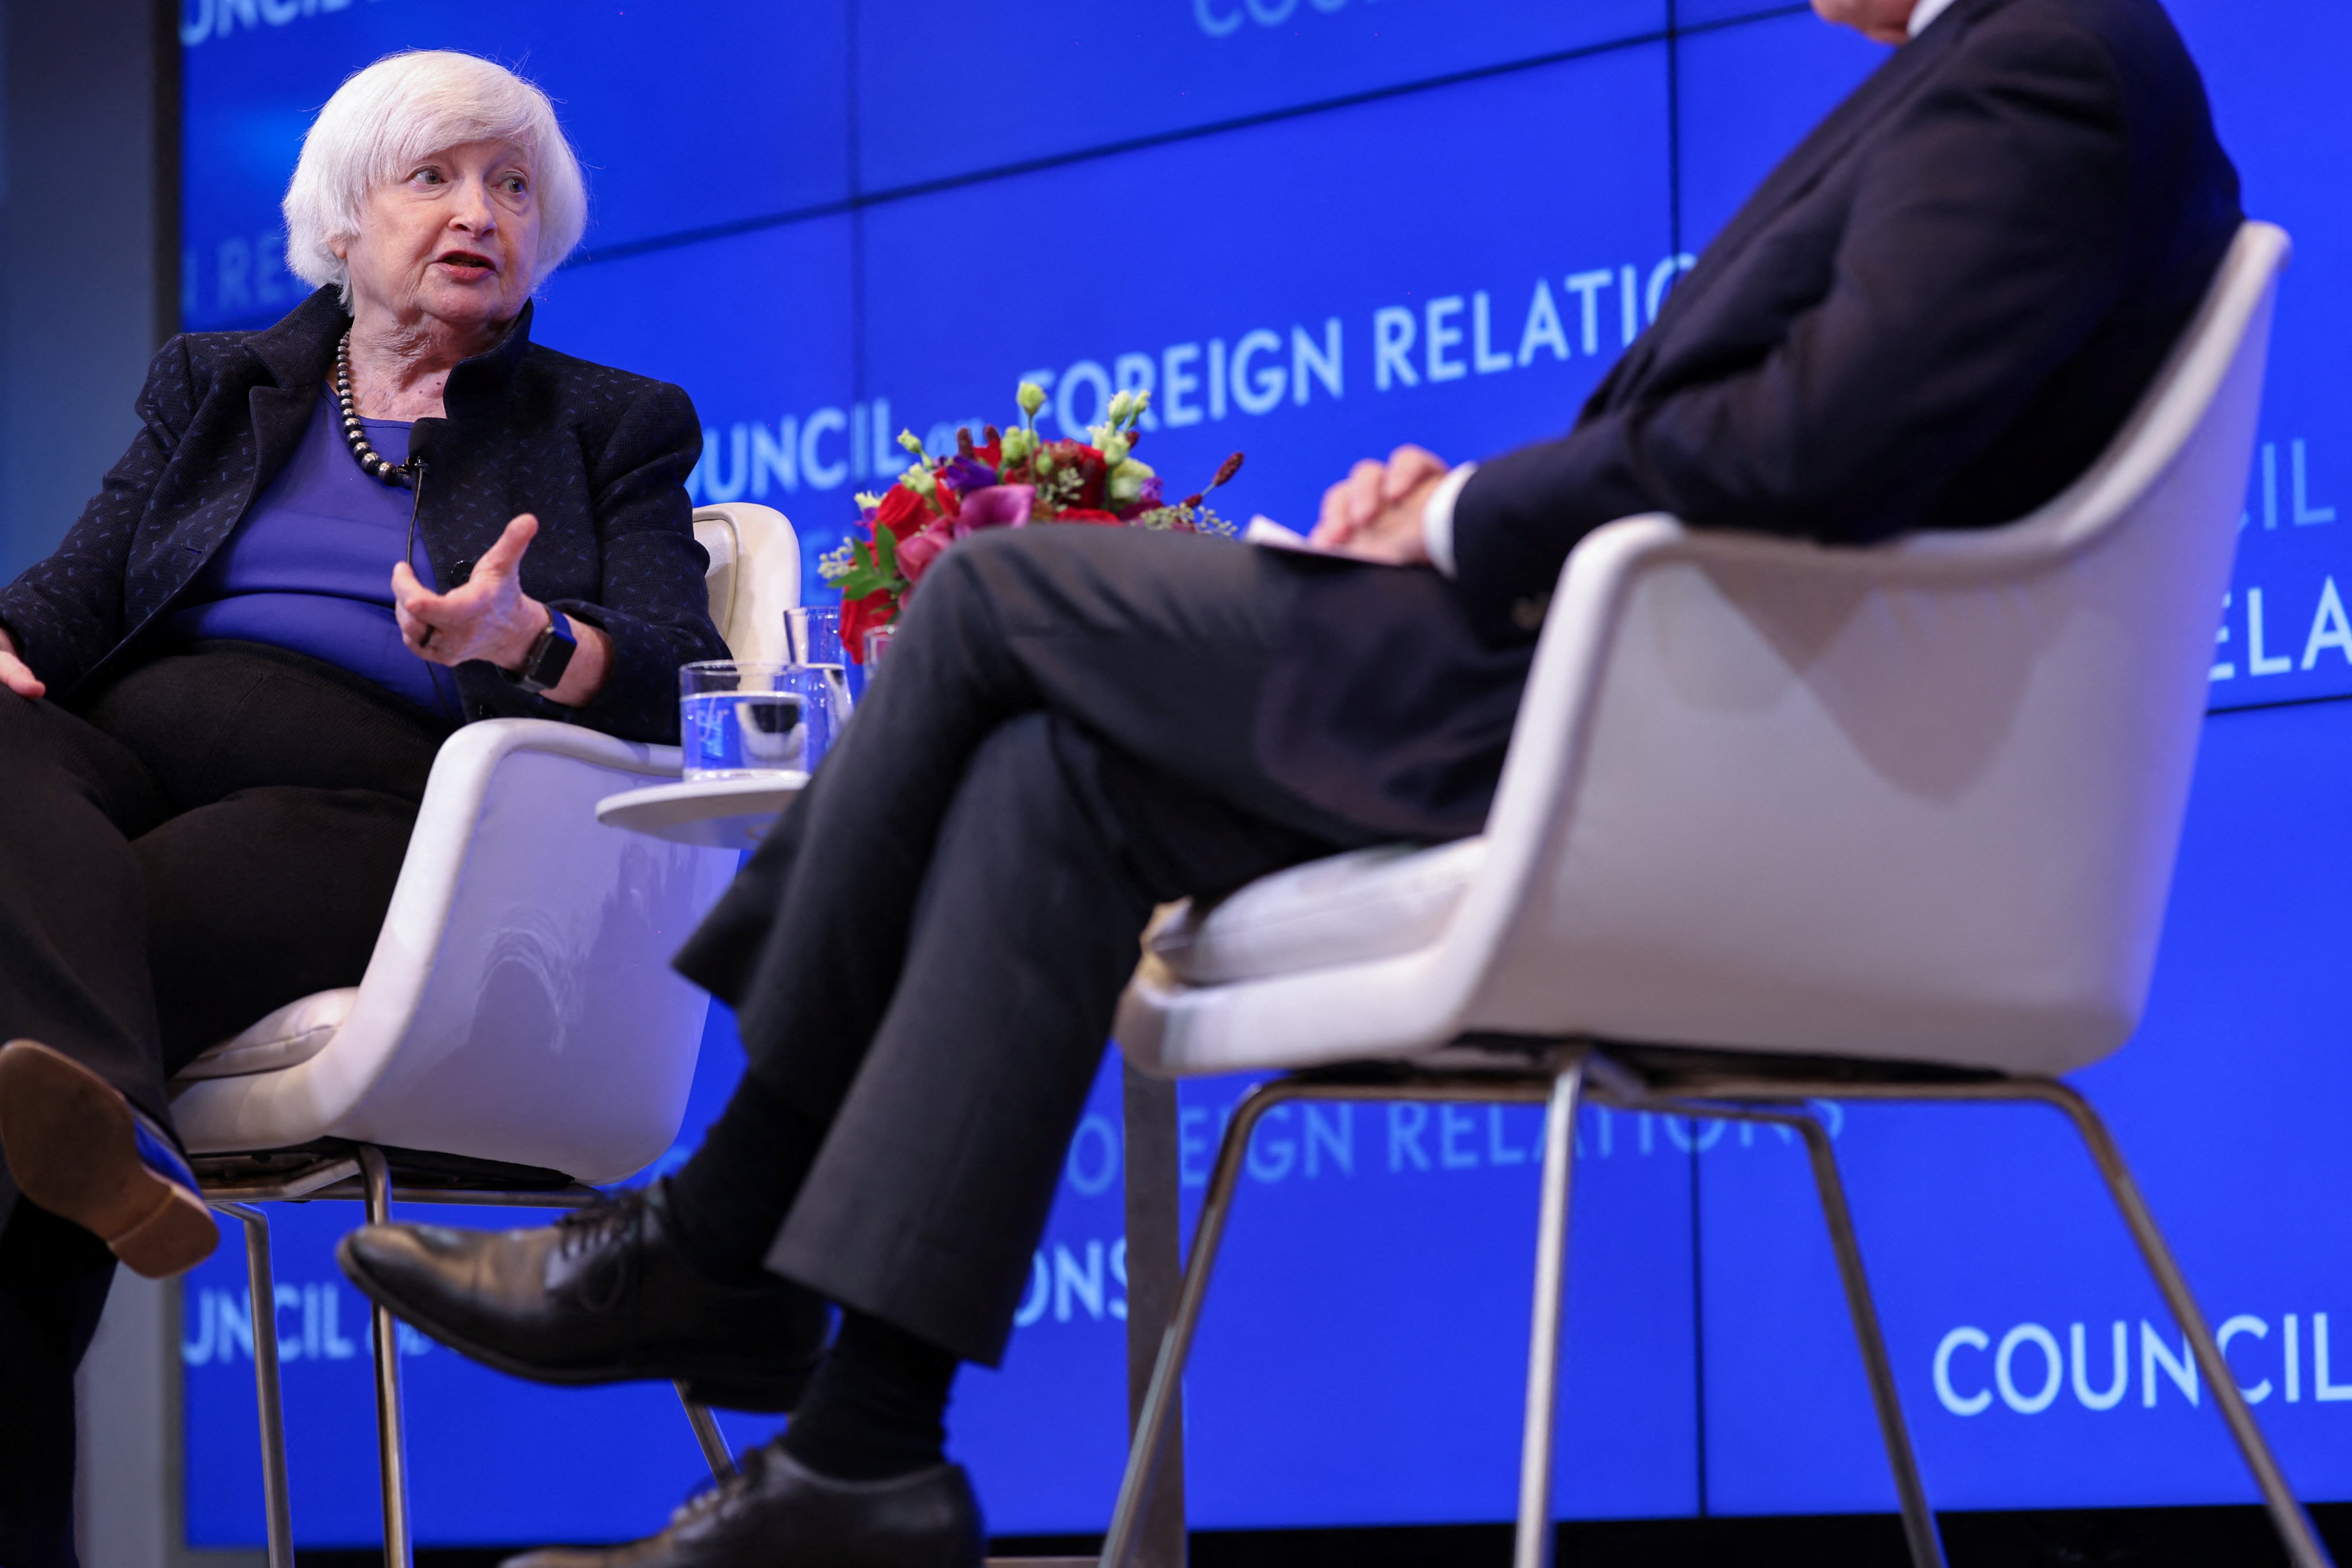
[0,286,725,743]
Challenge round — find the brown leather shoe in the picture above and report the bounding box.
[0,1039,218,1277]
[500,1443,983,1568]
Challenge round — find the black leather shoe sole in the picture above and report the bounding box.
[335,1232,817,1412]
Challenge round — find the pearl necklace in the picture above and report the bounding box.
[335,332,416,488]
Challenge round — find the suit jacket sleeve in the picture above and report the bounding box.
[0,336,196,688]
[1449,20,2133,638]
[535,380,729,744]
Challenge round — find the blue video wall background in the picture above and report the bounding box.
[166,0,2352,1548]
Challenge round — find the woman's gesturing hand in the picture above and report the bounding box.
[392,512,551,669]
[391,511,612,706]
[0,625,44,700]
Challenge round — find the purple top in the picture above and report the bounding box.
[172,389,456,717]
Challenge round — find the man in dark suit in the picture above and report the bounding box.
[340,1,2241,1561]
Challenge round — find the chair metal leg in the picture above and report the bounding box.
[1099,1079,1304,1568]
[1120,1063,1189,1568]
[675,1382,737,1481]
[1632,1065,2337,1568]
[1511,1057,1588,1568]
[1786,1116,1947,1568]
[214,1203,295,1568]
[2026,1080,2335,1568]
[1616,1092,1944,1566]
[356,1146,414,1568]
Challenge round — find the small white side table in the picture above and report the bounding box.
[594,773,807,852]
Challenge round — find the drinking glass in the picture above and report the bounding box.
[785,605,847,669]
[843,620,895,704]
[785,604,869,715]
[679,660,848,780]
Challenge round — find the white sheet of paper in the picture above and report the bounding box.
[1243,515,1345,556]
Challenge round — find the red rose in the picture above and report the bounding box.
[1053,509,1123,524]
[841,589,895,662]
[872,484,927,538]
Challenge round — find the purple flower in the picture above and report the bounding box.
[940,455,999,496]
[951,484,1034,536]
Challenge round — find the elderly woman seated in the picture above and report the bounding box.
[0,50,729,1561]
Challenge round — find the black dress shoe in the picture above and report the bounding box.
[336,1181,826,1411]
[500,1443,984,1568]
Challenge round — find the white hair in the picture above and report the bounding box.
[281,51,587,302]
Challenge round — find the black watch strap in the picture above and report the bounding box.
[505,613,578,695]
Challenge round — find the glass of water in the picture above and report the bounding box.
[786,605,847,669]
[679,659,849,781]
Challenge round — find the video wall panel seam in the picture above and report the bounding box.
[562,11,1810,277]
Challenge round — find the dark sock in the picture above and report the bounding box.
[664,1069,826,1287]
[780,1310,957,1481]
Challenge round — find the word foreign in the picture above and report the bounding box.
[1932,1312,2352,1417]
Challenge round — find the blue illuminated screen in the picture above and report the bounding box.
[170,0,2352,1547]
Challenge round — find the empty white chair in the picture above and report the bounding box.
[1103,225,2324,1568]
[179,501,799,1568]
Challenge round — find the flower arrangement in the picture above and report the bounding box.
[818,381,1245,659]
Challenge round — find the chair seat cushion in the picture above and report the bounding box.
[1148,837,1486,986]
[173,988,357,1082]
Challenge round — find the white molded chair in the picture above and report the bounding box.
[179,502,799,1568]
[1102,225,2326,1568]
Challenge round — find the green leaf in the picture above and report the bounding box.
[832,566,892,600]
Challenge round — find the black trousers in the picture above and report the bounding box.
[0,642,446,1568]
[677,527,1410,1365]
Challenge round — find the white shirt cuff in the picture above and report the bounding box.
[1422,462,1477,578]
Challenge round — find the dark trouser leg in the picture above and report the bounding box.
[777,707,1334,1362]
[136,785,422,1075]
[0,646,440,1550]
[0,696,164,1567]
[673,527,1385,1362]
[0,694,172,1125]
[76,643,443,1073]
[0,1203,114,1568]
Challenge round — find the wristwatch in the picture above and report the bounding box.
[504,612,578,695]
